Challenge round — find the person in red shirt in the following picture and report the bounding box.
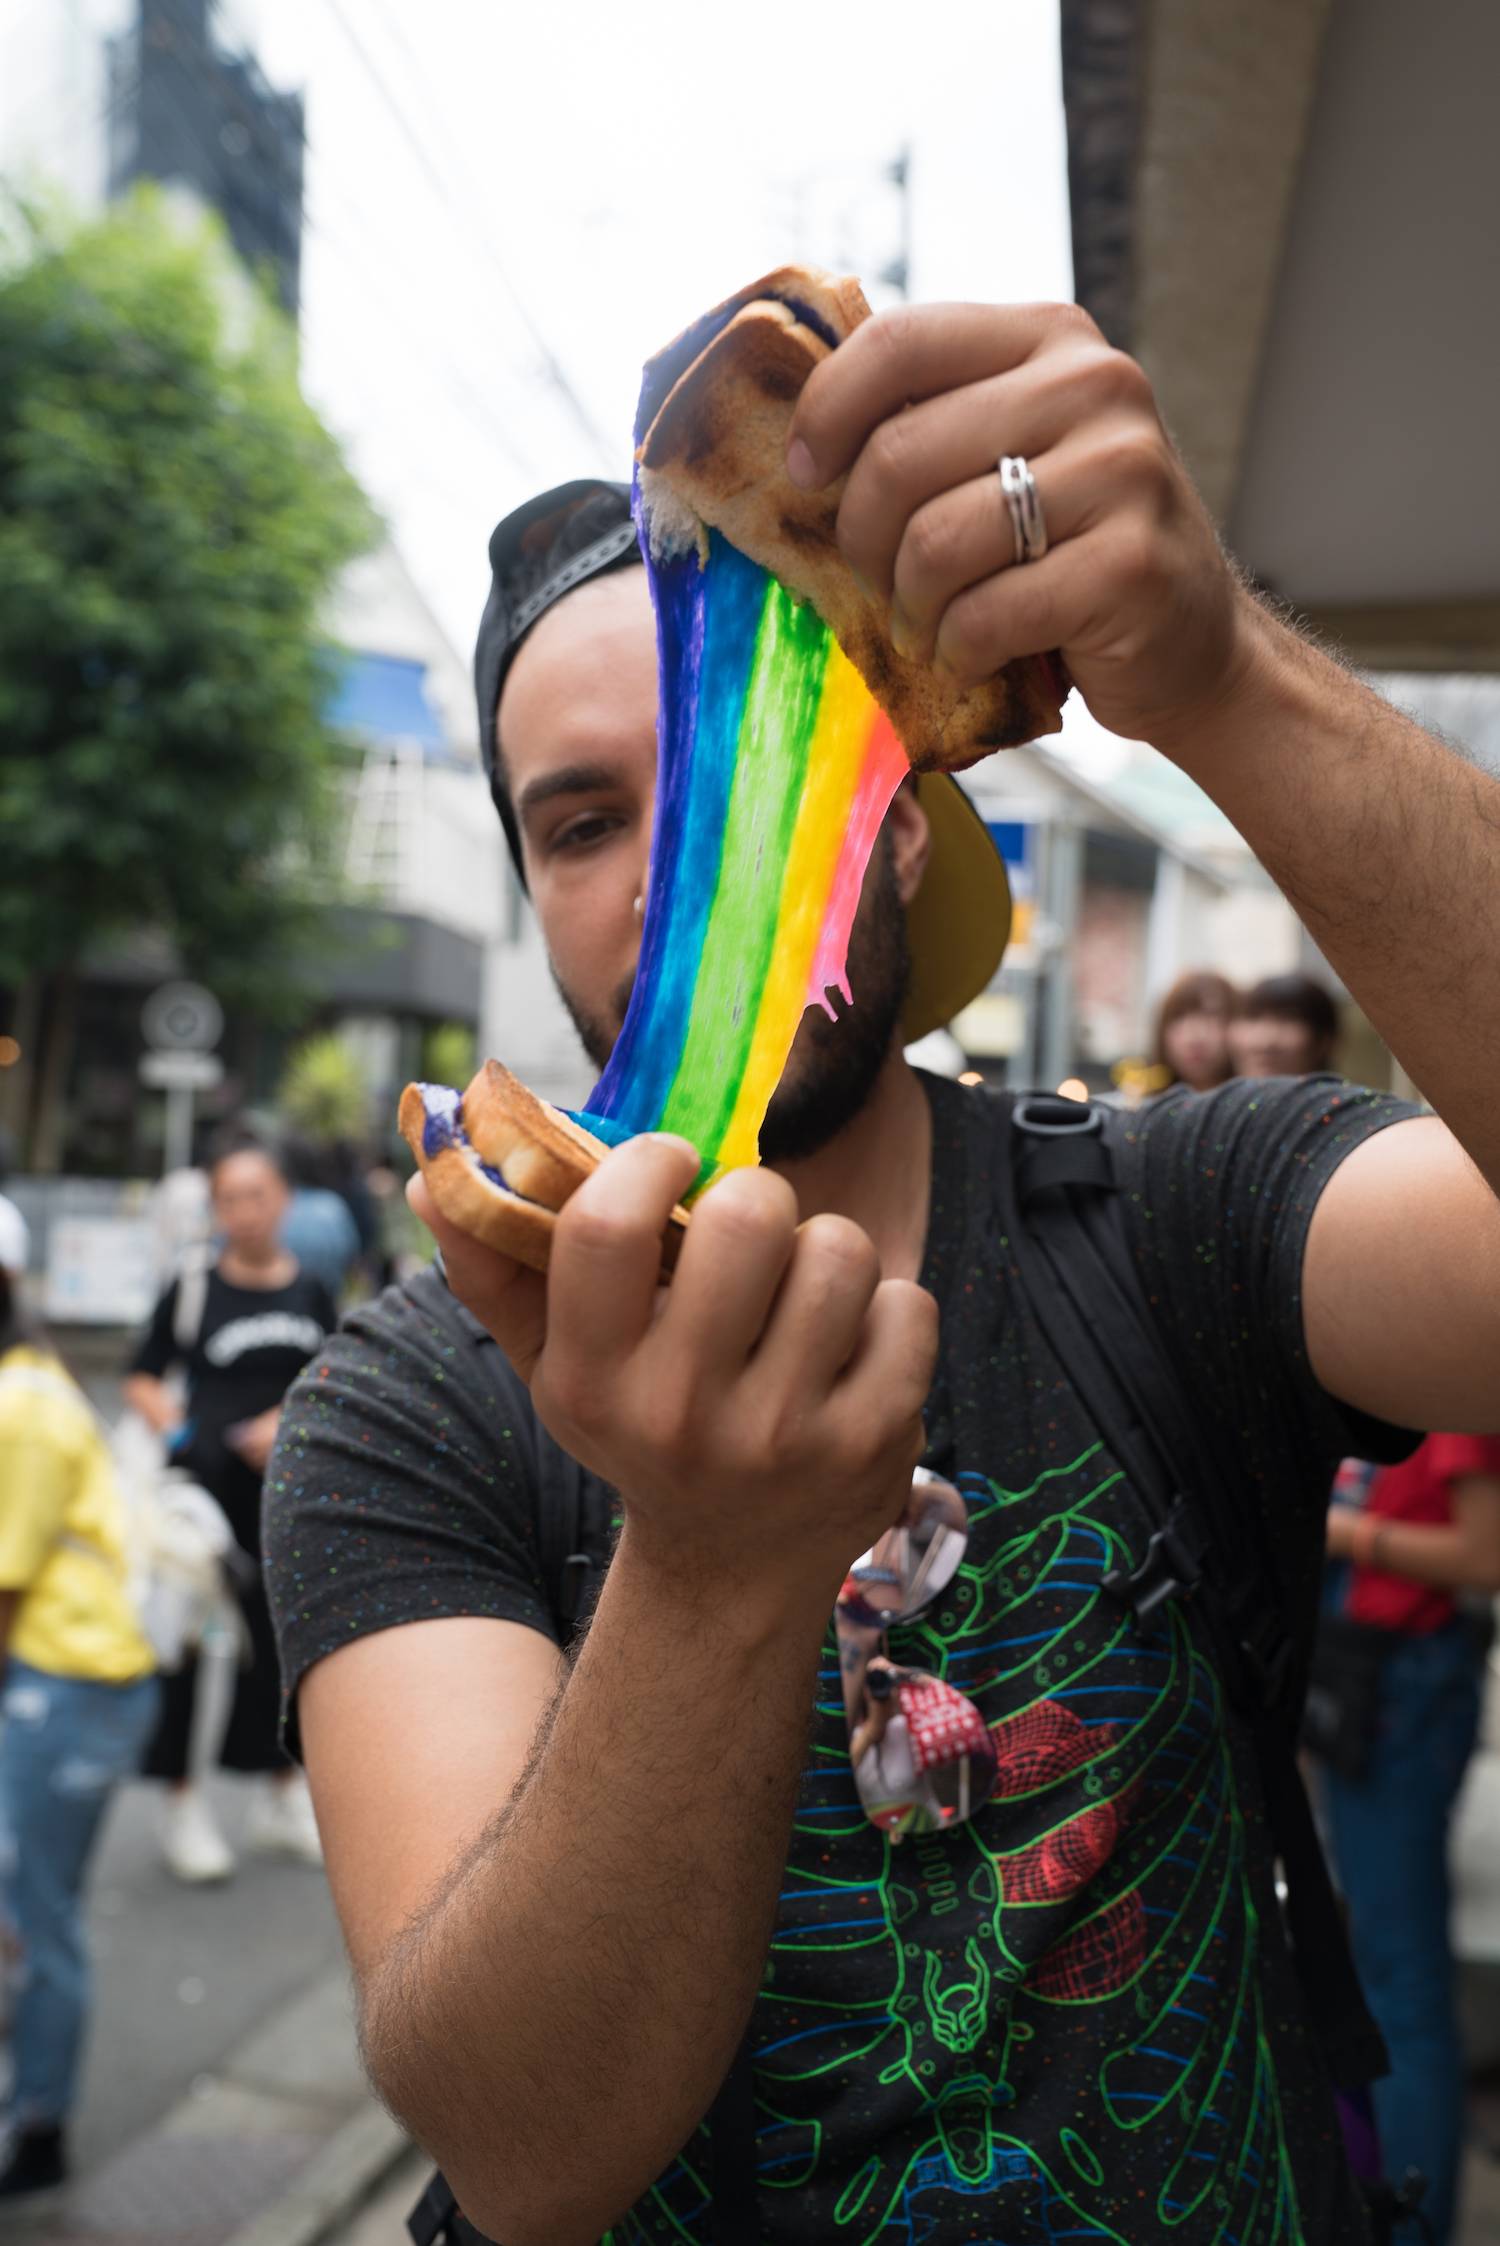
[1320,1435,1500,2244]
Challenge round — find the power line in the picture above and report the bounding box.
[135,12,550,488]
[15,10,572,603]
[310,0,615,470]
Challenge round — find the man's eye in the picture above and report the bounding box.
[550,812,624,855]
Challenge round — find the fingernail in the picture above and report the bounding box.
[889,602,914,659]
[648,1132,701,1162]
[786,437,818,489]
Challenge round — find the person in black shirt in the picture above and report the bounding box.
[266,301,1500,2246]
[126,1135,334,1883]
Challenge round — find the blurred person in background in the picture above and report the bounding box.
[0,1263,159,2201]
[279,1134,364,1303]
[123,1133,334,1884]
[1230,970,1340,1078]
[145,1144,211,1295]
[1312,1437,1500,2244]
[0,1141,29,1285]
[1151,968,1240,1093]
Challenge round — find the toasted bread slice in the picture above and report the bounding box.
[399,1080,563,1273]
[464,1058,611,1209]
[637,271,1067,770]
[400,1069,688,1278]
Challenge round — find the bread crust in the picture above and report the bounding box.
[637,273,1067,770]
[464,1057,606,1209]
[399,1073,689,1278]
[398,1082,561,1273]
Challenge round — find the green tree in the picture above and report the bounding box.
[0,188,376,1166]
[277,1031,370,1146]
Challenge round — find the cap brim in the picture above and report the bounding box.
[902,775,1011,1041]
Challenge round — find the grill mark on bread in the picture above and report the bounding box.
[858,634,894,692]
[753,361,802,403]
[777,512,827,551]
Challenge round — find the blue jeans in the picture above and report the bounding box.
[1323,1623,1482,2246]
[0,1659,160,2126]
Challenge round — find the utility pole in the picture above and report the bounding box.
[881,144,913,300]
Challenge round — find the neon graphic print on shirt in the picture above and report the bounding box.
[604,1442,1311,2245]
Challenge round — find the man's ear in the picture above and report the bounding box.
[886,778,932,910]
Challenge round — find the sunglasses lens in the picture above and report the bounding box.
[841,1470,968,1628]
[847,1664,997,1841]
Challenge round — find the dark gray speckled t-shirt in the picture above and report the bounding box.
[266,1073,1416,2246]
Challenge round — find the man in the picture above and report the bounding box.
[1231,971,1342,1078]
[265,301,1500,2246]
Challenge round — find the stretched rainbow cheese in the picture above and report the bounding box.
[576,533,908,1178]
[403,267,1068,1258]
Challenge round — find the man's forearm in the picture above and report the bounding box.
[363,1527,831,2246]
[1165,599,1500,1190]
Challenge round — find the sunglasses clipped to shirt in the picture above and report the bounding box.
[835,1469,997,1842]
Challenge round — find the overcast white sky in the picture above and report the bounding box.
[237,0,1074,653]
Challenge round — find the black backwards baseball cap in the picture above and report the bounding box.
[475,478,1012,1042]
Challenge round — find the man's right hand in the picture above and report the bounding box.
[412,1133,937,1612]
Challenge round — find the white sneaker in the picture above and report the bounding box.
[246,1775,324,1867]
[161,1788,235,1884]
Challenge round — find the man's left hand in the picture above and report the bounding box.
[786,300,1257,754]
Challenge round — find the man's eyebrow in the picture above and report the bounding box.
[515,762,624,822]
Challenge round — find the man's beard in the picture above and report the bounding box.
[554,837,911,1165]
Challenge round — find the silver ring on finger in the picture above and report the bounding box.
[998,454,1049,565]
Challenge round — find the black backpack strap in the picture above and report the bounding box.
[1007,1096,1291,1704]
[533,1427,609,1641]
[1001,1093,1387,2090]
[408,2170,465,2246]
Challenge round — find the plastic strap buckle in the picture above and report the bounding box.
[558,1550,595,1626]
[1012,1094,1104,1139]
[1102,1501,1204,1631]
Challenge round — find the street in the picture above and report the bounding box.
[78,1774,346,2177]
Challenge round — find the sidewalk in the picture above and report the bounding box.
[7,1775,407,2246]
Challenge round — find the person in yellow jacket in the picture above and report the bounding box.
[0,1263,158,2202]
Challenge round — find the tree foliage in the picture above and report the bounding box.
[277,1030,371,1144]
[0,188,376,1000]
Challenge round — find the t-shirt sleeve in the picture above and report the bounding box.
[128,1281,182,1379]
[262,1278,559,1757]
[1118,1076,1422,1497]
